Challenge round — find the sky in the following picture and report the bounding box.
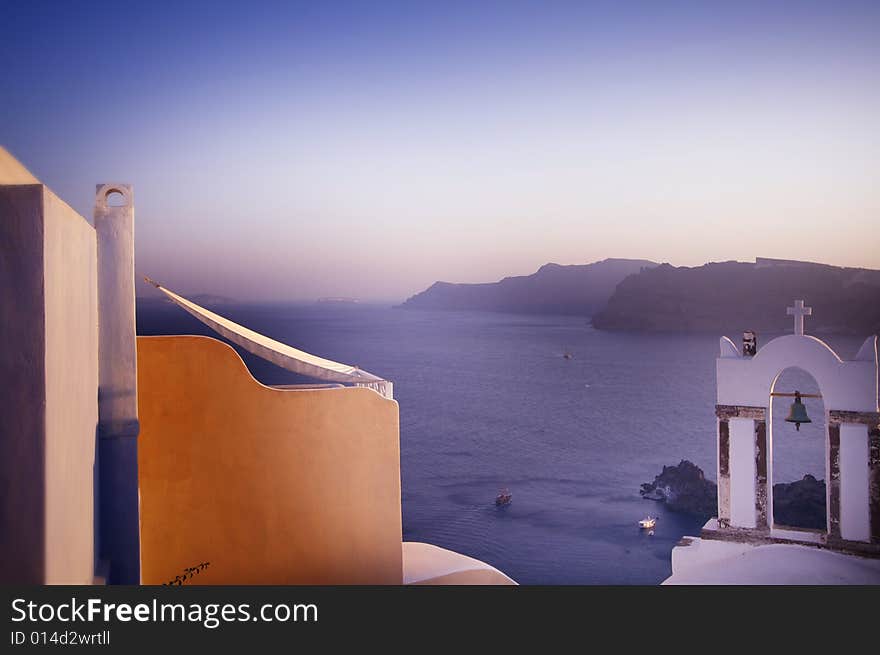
[1,0,878,302]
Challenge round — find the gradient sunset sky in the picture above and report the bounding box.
[2,0,878,301]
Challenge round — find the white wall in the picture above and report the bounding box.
[729,417,757,528]
[670,537,755,577]
[717,335,878,412]
[0,184,46,583]
[839,423,871,542]
[0,176,98,584]
[42,187,99,583]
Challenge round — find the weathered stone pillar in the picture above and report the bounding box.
[754,418,768,530]
[717,417,730,527]
[828,410,880,545]
[715,405,766,530]
[95,184,140,584]
[827,422,841,540]
[871,426,880,544]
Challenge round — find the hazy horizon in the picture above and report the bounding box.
[133,254,880,305]
[3,1,878,302]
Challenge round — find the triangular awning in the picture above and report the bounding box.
[144,278,393,399]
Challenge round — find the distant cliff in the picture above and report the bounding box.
[398,258,657,315]
[592,258,880,335]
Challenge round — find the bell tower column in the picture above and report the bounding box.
[716,414,731,527]
[872,425,880,544]
[827,410,880,544]
[755,416,768,530]
[715,405,767,531]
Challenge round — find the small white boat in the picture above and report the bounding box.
[638,516,657,529]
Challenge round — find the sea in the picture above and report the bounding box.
[137,301,867,585]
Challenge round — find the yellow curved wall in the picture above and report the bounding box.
[137,335,402,584]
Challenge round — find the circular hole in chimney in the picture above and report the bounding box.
[105,190,126,207]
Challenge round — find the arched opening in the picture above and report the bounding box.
[768,367,826,532]
[105,189,127,207]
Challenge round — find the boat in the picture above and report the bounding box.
[495,488,512,506]
[638,516,657,529]
[563,351,572,360]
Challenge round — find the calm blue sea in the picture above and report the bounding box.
[137,302,865,584]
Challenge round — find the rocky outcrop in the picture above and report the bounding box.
[641,462,828,528]
[640,460,717,517]
[398,258,656,315]
[772,474,826,530]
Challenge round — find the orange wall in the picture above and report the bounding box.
[137,335,402,584]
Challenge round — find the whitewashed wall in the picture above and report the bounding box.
[0,156,98,584]
[42,188,99,583]
[729,417,757,528]
[839,423,870,542]
[717,335,877,412]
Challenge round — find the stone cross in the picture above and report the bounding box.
[787,299,812,335]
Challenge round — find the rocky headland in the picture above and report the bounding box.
[398,258,656,315]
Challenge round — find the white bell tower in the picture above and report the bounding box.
[706,301,878,553]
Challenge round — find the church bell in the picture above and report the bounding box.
[784,391,812,431]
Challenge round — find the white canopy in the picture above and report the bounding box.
[145,278,393,399]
